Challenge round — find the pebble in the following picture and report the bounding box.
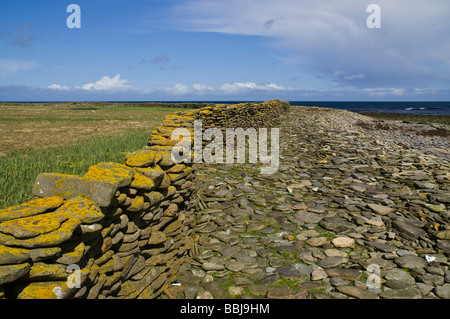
[332,237,355,248]
[337,286,380,299]
[306,237,327,247]
[435,284,450,299]
[176,105,450,300]
[379,287,423,299]
[368,203,395,216]
[311,268,328,281]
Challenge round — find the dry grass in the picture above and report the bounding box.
[0,102,197,208]
[0,103,188,157]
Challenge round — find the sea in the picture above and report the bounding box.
[145,101,450,116]
[288,101,450,116]
[207,101,450,116]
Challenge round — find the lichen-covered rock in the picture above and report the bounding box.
[15,280,73,299]
[33,163,135,207]
[147,231,166,245]
[125,149,157,167]
[0,245,30,265]
[127,196,145,212]
[25,262,68,281]
[84,162,134,207]
[0,212,68,239]
[32,173,89,199]
[54,196,104,224]
[0,263,30,285]
[130,172,157,191]
[0,196,64,222]
[0,219,80,248]
[28,247,62,262]
[144,191,165,207]
[55,241,86,265]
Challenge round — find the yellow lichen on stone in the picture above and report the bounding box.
[84,162,134,187]
[0,263,31,285]
[0,212,68,239]
[83,163,134,206]
[130,172,157,191]
[56,241,85,265]
[150,134,167,140]
[158,151,176,167]
[0,245,30,265]
[26,262,68,280]
[0,196,64,222]
[125,149,157,167]
[127,196,144,212]
[16,281,72,299]
[162,186,177,199]
[53,196,104,225]
[0,218,80,248]
[33,173,89,199]
[145,191,165,207]
[165,164,186,174]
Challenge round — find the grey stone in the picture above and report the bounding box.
[204,281,228,298]
[259,274,279,285]
[393,220,427,239]
[318,256,347,269]
[365,241,396,252]
[437,240,450,254]
[293,212,324,225]
[202,262,225,271]
[277,263,312,280]
[337,285,379,299]
[435,284,450,299]
[325,268,362,281]
[384,269,416,285]
[266,286,308,299]
[184,285,201,299]
[417,274,444,286]
[394,255,428,273]
[379,287,422,299]
[385,280,413,289]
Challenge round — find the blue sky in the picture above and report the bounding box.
[0,0,449,101]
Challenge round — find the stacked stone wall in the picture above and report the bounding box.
[0,100,289,299]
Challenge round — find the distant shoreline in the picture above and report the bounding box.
[355,112,450,125]
[1,100,450,116]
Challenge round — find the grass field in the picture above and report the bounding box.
[0,102,194,209]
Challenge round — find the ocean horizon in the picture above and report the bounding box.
[2,101,450,116]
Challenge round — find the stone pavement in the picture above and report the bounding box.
[164,106,450,299]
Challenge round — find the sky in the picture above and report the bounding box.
[0,0,449,101]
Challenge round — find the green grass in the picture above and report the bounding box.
[0,129,150,209]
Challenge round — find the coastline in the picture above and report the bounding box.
[352,110,450,161]
[357,112,450,125]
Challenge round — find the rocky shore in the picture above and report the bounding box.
[166,106,450,299]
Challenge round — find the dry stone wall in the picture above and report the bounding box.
[0,100,289,299]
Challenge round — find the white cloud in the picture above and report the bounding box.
[220,82,289,93]
[40,78,288,97]
[362,87,405,97]
[77,74,133,91]
[192,83,214,92]
[170,0,450,88]
[169,83,191,95]
[48,84,70,90]
[412,88,437,95]
[0,59,40,75]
